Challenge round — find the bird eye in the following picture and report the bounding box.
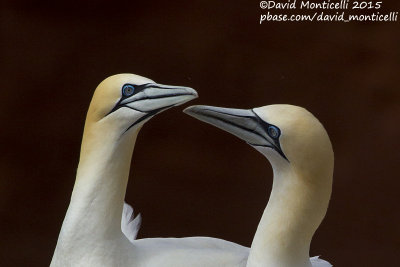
[268,125,280,139]
[122,84,135,97]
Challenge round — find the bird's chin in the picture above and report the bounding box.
[121,107,166,136]
[123,117,150,136]
[128,122,145,133]
[253,145,289,168]
[121,93,196,136]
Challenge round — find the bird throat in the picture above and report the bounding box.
[61,122,139,243]
[246,166,330,267]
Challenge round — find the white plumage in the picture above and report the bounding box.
[50,74,248,267]
[310,257,332,267]
[51,74,333,266]
[121,202,141,243]
[184,104,333,267]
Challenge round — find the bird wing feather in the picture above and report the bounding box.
[310,256,332,267]
[121,202,142,243]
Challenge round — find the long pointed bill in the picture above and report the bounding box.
[112,83,197,134]
[184,105,287,160]
[122,83,198,112]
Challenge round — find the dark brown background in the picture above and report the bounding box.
[1,1,399,266]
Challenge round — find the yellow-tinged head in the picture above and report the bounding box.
[184,104,333,183]
[85,74,198,137]
[253,104,333,180]
[185,104,334,266]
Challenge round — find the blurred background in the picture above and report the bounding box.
[1,1,399,266]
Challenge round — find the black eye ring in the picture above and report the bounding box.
[267,125,280,139]
[122,84,135,97]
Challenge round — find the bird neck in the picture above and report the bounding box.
[57,120,139,245]
[247,159,332,267]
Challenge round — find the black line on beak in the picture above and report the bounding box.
[107,83,153,116]
[197,108,267,144]
[121,104,174,135]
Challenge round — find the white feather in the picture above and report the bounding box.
[310,256,333,267]
[121,202,142,243]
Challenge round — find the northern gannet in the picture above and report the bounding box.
[184,104,333,267]
[51,74,249,267]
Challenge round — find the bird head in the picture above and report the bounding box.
[184,104,333,180]
[85,74,197,137]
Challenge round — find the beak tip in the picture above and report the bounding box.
[188,88,198,99]
[183,105,205,117]
[183,106,195,115]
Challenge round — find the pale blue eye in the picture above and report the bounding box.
[268,125,280,138]
[122,84,135,97]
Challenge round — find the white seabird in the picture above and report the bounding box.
[184,104,333,267]
[50,74,249,267]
